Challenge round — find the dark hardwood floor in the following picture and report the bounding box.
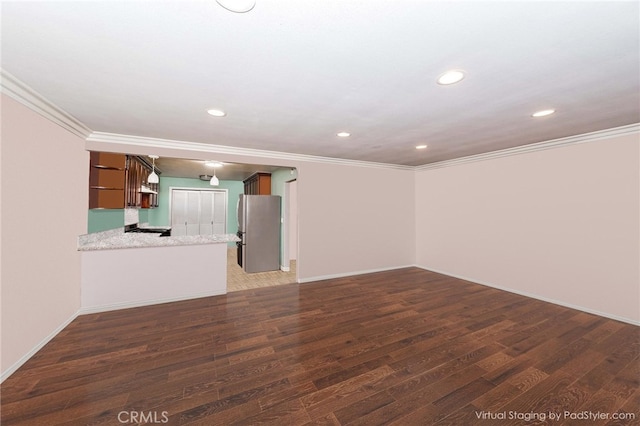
[2,267,638,425]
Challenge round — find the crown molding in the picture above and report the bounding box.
[86,131,414,171]
[85,123,640,173]
[416,123,640,172]
[0,69,92,139]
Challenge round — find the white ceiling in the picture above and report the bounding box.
[1,1,639,167]
[151,157,285,181]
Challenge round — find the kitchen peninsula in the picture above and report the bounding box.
[78,228,239,313]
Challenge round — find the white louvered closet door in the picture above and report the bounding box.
[213,191,227,234]
[199,191,214,235]
[170,190,188,236]
[185,191,201,236]
[171,189,227,236]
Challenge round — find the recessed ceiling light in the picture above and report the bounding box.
[216,0,256,13]
[416,145,428,150]
[205,161,224,168]
[437,70,465,85]
[337,132,351,137]
[532,109,555,117]
[207,109,226,117]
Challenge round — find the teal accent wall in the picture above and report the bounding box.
[138,208,149,225]
[88,207,152,233]
[87,209,124,233]
[271,168,297,197]
[148,176,244,245]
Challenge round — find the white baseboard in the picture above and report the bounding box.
[280,265,291,272]
[0,311,79,384]
[416,265,640,327]
[78,290,227,315]
[298,264,417,284]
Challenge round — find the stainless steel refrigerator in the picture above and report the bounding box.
[236,195,281,273]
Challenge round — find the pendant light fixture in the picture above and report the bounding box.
[210,168,219,186]
[205,160,222,186]
[208,161,223,186]
[148,155,159,184]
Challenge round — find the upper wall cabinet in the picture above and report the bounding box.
[89,152,159,209]
[243,172,271,195]
[125,156,158,208]
[89,152,126,209]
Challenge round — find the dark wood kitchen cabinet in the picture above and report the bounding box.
[126,156,148,208]
[243,172,271,195]
[89,152,126,209]
[89,152,158,209]
[125,156,159,208]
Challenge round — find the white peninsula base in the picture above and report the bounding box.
[80,243,227,313]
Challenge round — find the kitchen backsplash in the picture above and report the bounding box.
[125,208,139,226]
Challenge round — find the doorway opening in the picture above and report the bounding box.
[226,170,299,292]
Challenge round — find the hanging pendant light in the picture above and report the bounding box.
[148,155,159,184]
[210,168,219,186]
[205,160,222,186]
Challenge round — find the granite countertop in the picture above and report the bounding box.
[78,228,240,251]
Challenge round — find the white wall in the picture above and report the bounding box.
[296,161,415,280]
[415,133,640,324]
[81,243,227,313]
[1,95,88,378]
